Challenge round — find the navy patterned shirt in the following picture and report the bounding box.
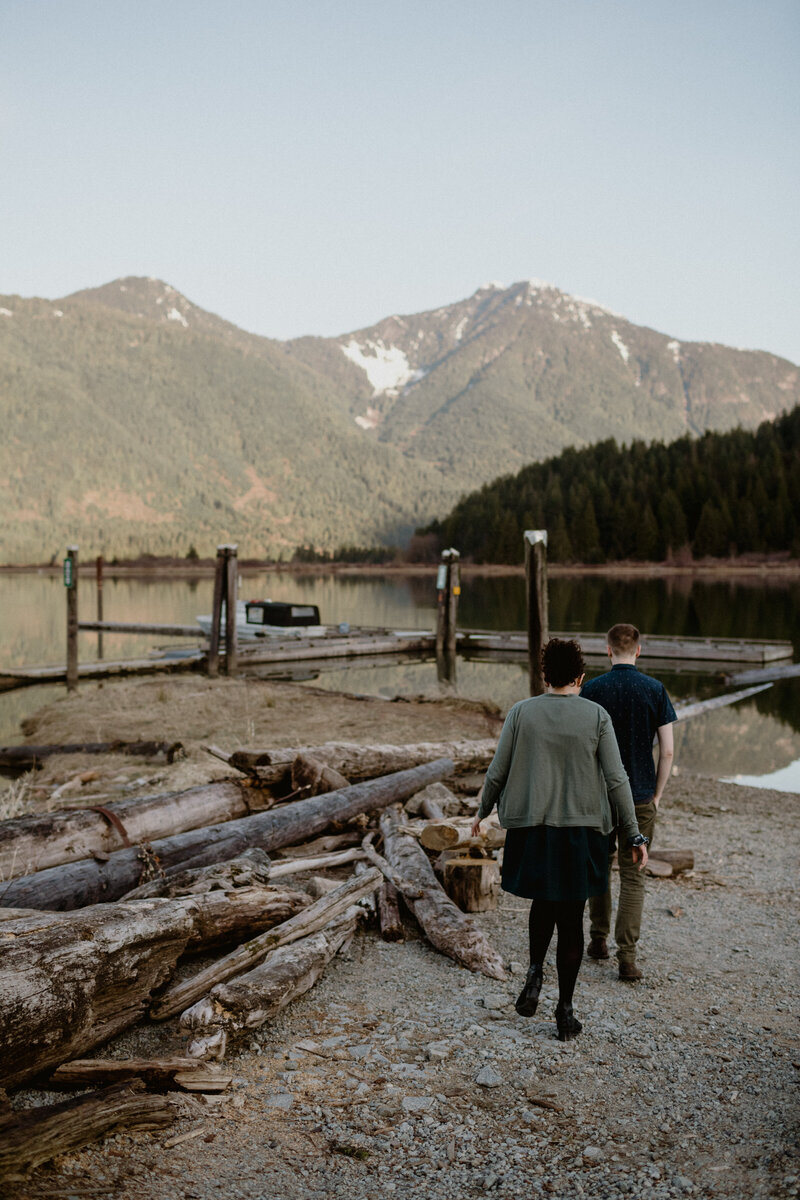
[581,664,677,804]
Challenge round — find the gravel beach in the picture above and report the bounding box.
[3,679,798,1199]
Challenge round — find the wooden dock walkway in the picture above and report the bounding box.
[0,626,792,692]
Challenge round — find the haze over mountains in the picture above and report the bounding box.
[1,276,797,562]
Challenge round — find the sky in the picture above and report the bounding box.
[1,1,798,362]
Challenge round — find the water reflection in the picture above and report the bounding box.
[1,570,799,791]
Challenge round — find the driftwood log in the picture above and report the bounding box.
[181,907,362,1059]
[227,739,498,785]
[0,758,454,911]
[120,848,272,899]
[420,815,505,852]
[377,879,405,941]
[50,1057,231,1091]
[0,1080,175,1181]
[0,740,184,774]
[645,848,695,878]
[0,780,250,881]
[151,868,382,1020]
[290,753,350,796]
[405,781,463,819]
[0,887,309,1089]
[379,808,507,980]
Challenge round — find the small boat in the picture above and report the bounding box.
[196,599,326,641]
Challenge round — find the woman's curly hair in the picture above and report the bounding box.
[541,637,585,688]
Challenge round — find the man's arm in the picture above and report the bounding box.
[653,723,674,807]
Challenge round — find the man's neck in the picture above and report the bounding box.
[609,654,638,666]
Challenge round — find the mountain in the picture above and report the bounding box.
[0,276,797,563]
[288,281,798,478]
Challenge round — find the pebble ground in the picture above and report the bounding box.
[8,772,799,1200]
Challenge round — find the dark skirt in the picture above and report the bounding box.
[501,825,610,903]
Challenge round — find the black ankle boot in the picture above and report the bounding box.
[515,963,543,1016]
[555,1000,582,1041]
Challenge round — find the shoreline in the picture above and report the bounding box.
[2,557,800,580]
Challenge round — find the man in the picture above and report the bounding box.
[581,623,676,981]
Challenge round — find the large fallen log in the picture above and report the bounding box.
[377,879,405,941]
[181,907,362,1059]
[290,753,351,796]
[0,1080,174,1181]
[151,868,381,1020]
[379,808,507,980]
[0,887,309,1089]
[50,1057,232,1092]
[0,759,453,912]
[226,739,497,785]
[0,781,251,882]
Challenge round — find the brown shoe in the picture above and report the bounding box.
[618,961,643,982]
[587,937,609,960]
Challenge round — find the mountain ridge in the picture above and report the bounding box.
[0,275,796,562]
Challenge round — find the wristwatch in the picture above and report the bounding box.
[628,834,650,848]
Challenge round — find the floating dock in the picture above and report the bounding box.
[0,626,793,692]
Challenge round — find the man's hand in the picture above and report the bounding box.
[632,844,649,871]
[471,816,483,838]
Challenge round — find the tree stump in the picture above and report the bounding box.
[441,855,500,912]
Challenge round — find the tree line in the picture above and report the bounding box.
[419,406,800,564]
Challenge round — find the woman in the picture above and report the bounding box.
[472,638,648,1040]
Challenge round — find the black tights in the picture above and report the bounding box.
[528,898,585,1006]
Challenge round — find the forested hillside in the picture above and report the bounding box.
[422,407,800,563]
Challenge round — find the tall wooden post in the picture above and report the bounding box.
[225,545,239,678]
[207,546,228,679]
[95,555,104,661]
[524,530,548,696]
[65,546,79,692]
[435,548,461,655]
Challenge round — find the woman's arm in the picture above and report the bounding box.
[473,705,517,828]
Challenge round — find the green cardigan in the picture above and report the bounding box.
[477,694,639,841]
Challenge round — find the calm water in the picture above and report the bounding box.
[1,569,799,791]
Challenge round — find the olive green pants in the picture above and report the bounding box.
[589,801,657,965]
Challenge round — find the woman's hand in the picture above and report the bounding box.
[632,844,649,871]
[471,816,483,838]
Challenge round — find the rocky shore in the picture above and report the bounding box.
[3,678,798,1199]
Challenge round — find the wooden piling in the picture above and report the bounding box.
[207,547,227,679]
[225,545,238,678]
[524,530,548,696]
[435,548,461,656]
[65,546,79,692]
[95,555,104,660]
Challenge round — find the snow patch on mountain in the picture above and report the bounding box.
[453,316,469,341]
[341,338,417,395]
[667,339,681,363]
[611,330,630,364]
[0,307,13,317]
[167,307,189,327]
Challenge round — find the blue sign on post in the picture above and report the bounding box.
[63,557,74,588]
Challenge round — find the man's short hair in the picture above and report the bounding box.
[542,637,585,688]
[607,623,641,655]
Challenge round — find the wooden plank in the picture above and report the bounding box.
[78,621,203,637]
[0,655,202,692]
[458,630,793,664]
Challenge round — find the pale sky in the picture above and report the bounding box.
[1,0,798,361]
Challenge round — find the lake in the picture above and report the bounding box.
[1,568,799,792]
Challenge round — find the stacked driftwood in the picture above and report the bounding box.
[0,737,509,1179]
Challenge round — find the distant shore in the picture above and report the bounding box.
[1,554,799,579]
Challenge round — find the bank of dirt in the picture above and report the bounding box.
[2,676,798,1200]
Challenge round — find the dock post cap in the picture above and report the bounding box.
[66,544,79,552]
[524,530,548,546]
[441,547,460,561]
